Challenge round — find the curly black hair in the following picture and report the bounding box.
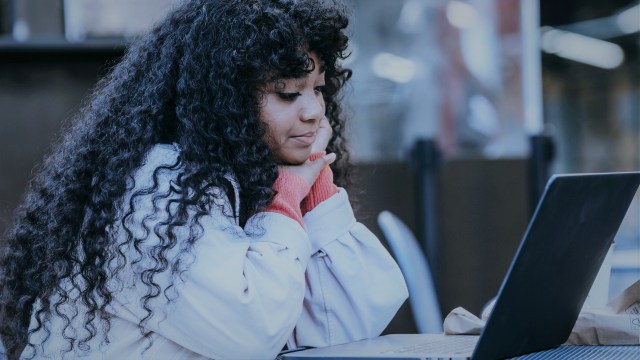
[0,0,352,357]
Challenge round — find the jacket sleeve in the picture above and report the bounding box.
[107,161,312,359]
[289,189,409,347]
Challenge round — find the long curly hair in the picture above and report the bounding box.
[0,0,352,357]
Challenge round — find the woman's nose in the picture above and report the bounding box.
[301,93,325,122]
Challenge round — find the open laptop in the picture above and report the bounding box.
[282,172,640,360]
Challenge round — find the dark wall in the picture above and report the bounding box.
[355,158,530,332]
[0,52,119,235]
[438,158,530,315]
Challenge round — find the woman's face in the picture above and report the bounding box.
[260,52,326,165]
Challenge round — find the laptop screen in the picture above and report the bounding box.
[472,172,640,359]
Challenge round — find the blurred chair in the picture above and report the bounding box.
[377,211,443,333]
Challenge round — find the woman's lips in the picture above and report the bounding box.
[291,132,316,146]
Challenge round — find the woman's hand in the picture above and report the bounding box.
[277,117,334,187]
[285,117,334,186]
[311,117,333,154]
[280,152,336,187]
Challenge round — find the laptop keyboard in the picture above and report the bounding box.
[512,345,640,359]
[380,335,478,355]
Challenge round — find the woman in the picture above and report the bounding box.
[0,0,408,359]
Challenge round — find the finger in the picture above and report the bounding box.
[319,116,331,129]
[318,117,332,136]
[311,119,333,153]
[323,152,336,165]
[310,152,336,171]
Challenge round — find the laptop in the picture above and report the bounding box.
[282,172,640,360]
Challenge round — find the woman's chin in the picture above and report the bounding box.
[279,150,311,165]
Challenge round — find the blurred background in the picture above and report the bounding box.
[0,0,638,334]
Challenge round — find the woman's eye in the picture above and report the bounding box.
[314,85,326,95]
[277,92,301,101]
